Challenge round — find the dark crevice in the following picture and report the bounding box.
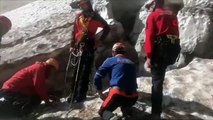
[109,0,144,40]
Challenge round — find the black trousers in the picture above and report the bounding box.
[151,64,167,116]
[0,89,41,117]
[73,51,94,101]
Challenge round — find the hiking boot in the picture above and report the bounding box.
[102,110,122,120]
[109,114,122,120]
[121,107,133,118]
[143,114,161,120]
[151,114,161,120]
[67,96,86,103]
[74,94,87,103]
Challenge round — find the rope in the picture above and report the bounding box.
[64,43,85,97]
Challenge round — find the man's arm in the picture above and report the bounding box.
[33,67,50,104]
[94,59,111,100]
[99,24,110,41]
[145,13,156,59]
[95,13,110,41]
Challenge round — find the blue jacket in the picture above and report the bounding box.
[94,55,137,93]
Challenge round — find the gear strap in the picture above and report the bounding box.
[77,15,92,42]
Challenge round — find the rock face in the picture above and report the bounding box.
[178,2,213,58]
[0,0,138,94]
[0,0,74,92]
[0,0,213,120]
[134,0,213,69]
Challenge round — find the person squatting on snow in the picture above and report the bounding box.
[0,16,12,42]
[144,0,181,119]
[0,58,60,116]
[94,42,138,120]
[69,0,110,103]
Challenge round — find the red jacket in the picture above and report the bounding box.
[2,62,49,102]
[73,12,110,44]
[145,8,179,58]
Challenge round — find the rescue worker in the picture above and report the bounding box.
[0,16,12,42]
[69,0,110,103]
[144,0,180,119]
[0,58,60,116]
[94,42,138,120]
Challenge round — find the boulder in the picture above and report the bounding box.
[0,0,73,92]
[134,0,213,71]
[0,0,139,96]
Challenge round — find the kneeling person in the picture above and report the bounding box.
[94,42,138,120]
[0,58,59,116]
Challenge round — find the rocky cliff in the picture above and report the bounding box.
[0,0,213,119]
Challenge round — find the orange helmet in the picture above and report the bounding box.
[45,58,59,70]
[112,42,126,52]
[0,16,12,32]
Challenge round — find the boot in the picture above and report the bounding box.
[102,110,121,120]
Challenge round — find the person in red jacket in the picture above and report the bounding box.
[0,15,12,42]
[144,0,181,119]
[68,0,110,103]
[0,58,59,116]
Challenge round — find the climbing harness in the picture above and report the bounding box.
[64,43,85,106]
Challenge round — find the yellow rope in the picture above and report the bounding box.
[79,15,92,33]
[76,15,92,43]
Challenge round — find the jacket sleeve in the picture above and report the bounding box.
[94,59,111,90]
[33,66,49,102]
[95,13,110,41]
[145,13,156,59]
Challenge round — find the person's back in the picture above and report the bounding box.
[94,42,138,120]
[151,8,179,37]
[106,56,137,93]
[0,58,60,116]
[2,62,46,96]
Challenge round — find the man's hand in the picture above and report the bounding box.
[44,100,53,106]
[98,90,107,101]
[49,95,60,102]
[70,47,74,52]
[44,99,57,107]
[146,57,152,68]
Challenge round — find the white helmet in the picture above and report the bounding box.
[112,42,126,52]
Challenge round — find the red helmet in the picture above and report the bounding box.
[112,42,126,52]
[0,16,12,32]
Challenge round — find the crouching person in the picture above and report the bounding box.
[0,58,60,117]
[94,42,138,120]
